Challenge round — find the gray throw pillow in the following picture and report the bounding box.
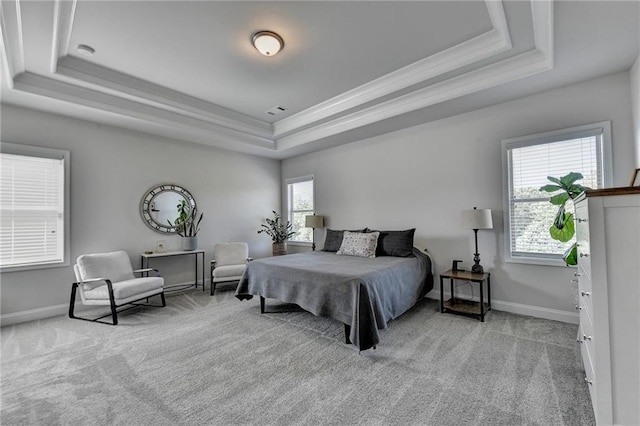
[322,228,366,252]
[372,228,416,257]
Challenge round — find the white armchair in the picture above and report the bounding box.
[210,242,252,295]
[69,251,166,325]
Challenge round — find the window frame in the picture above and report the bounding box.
[501,121,612,266]
[285,175,315,246]
[0,142,71,272]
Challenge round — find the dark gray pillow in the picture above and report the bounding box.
[322,228,366,252]
[373,228,416,257]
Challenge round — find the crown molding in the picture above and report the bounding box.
[55,56,273,138]
[531,0,554,66]
[1,0,554,158]
[49,1,513,142]
[276,0,553,151]
[276,49,552,150]
[486,0,512,48]
[273,0,512,137]
[0,0,25,87]
[13,71,276,150]
[49,0,271,139]
[50,0,75,73]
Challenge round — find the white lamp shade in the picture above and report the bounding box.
[460,208,493,230]
[252,31,283,57]
[305,215,324,228]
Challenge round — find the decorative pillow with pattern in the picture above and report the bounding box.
[336,231,380,258]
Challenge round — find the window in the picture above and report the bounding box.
[502,122,611,266]
[1,143,70,271]
[286,176,314,243]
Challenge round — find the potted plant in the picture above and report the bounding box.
[170,199,203,251]
[539,172,590,266]
[258,211,296,256]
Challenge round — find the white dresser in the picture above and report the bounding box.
[574,187,640,425]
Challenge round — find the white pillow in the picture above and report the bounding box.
[337,231,379,258]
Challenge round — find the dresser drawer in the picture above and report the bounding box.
[580,334,597,413]
[577,243,592,279]
[575,203,589,243]
[578,274,593,319]
[579,305,595,357]
[575,203,591,277]
[576,266,591,292]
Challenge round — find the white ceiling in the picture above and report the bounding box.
[1,1,638,159]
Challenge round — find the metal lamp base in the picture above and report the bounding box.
[471,263,484,274]
[471,252,484,274]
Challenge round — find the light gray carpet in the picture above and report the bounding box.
[1,288,595,425]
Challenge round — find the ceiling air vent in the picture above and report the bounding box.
[265,106,287,116]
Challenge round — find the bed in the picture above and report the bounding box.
[235,248,433,351]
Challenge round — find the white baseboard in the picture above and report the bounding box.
[1,280,207,327]
[0,303,68,327]
[426,291,579,325]
[2,285,578,327]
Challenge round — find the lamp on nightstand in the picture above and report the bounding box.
[305,214,325,251]
[460,207,493,274]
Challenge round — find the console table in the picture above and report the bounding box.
[140,250,205,292]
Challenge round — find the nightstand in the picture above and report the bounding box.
[439,269,491,322]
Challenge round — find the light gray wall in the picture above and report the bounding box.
[0,104,280,321]
[631,54,640,167]
[282,72,635,317]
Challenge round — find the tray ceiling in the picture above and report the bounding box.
[1,1,638,159]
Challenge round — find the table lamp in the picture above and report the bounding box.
[460,207,493,274]
[305,214,325,251]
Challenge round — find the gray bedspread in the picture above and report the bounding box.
[235,248,433,350]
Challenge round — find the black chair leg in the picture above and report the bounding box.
[210,264,214,295]
[107,281,118,325]
[110,303,118,325]
[69,283,78,319]
[69,283,163,325]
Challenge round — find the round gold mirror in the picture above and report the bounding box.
[140,184,196,234]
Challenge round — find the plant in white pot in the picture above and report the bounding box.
[170,199,203,251]
[258,211,296,256]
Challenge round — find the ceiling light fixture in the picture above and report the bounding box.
[76,44,95,56]
[251,31,284,57]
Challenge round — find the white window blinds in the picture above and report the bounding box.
[1,151,66,268]
[287,177,314,242]
[503,123,609,264]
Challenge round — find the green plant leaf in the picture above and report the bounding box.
[563,244,578,266]
[560,172,583,187]
[553,204,566,229]
[550,212,575,242]
[259,211,296,242]
[549,193,569,205]
[539,184,562,193]
[567,184,589,199]
[547,176,562,185]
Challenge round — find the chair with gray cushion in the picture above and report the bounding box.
[211,242,252,295]
[69,250,166,325]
